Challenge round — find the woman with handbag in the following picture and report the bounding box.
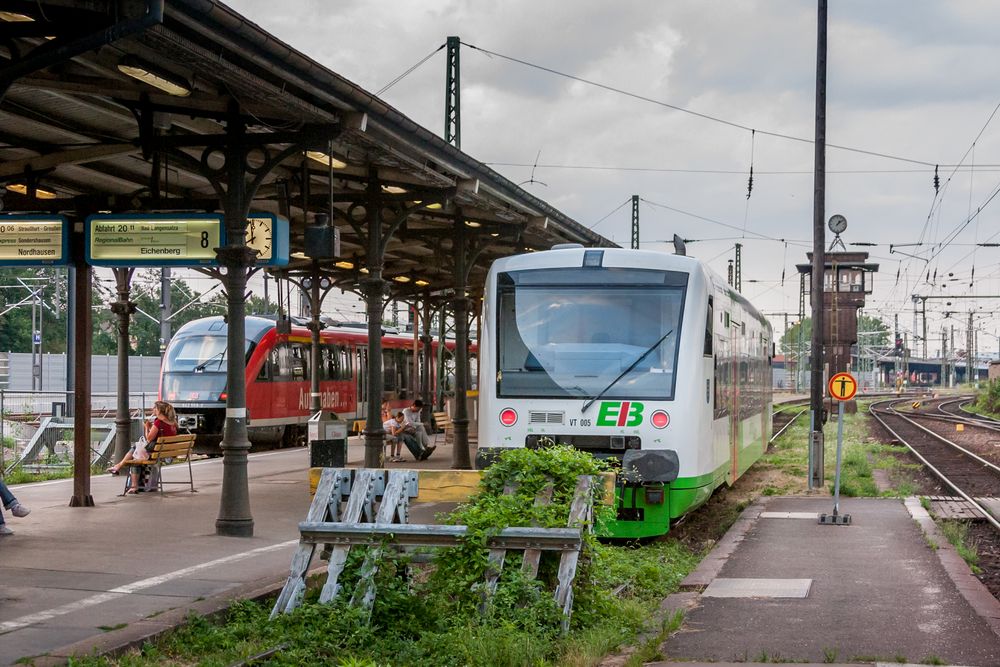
[108,401,178,493]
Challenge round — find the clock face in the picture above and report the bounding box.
[246,216,273,260]
[828,214,847,234]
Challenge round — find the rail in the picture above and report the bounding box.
[868,398,1000,533]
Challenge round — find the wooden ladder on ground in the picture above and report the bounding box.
[271,468,594,631]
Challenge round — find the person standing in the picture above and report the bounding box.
[0,479,30,536]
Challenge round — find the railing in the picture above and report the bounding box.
[0,390,154,473]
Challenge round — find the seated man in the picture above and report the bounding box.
[402,399,436,458]
[386,411,430,461]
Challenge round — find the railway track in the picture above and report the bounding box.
[869,398,1000,532]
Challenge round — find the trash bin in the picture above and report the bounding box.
[308,411,348,467]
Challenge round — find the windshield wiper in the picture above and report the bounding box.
[580,330,673,414]
[193,348,227,373]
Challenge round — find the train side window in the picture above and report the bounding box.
[704,297,714,355]
[290,344,308,380]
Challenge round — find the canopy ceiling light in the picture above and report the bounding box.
[425,202,443,210]
[6,183,57,199]
[392,275,411,283]
[0,11,33,21]
[334,260,355,270]
[306,150,347,169]
[117,56,191,97]
[415,279,430,287]
[464,220,481,228]
[381,185,407,195]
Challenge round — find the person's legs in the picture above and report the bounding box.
[0,480,15,509]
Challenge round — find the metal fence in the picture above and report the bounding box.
[0,390,156,472]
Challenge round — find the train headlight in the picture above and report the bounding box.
[650,410,670,429]
[499,408,518,426]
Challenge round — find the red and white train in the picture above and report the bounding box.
[159,315,464,453]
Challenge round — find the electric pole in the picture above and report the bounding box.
[734,243,742,292]
[631,195,639,249]
[808,0,828,490]
[445,36,461,149]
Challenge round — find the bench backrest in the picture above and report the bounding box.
[148,434,195,461]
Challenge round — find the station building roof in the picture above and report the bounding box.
[0,0,615,299]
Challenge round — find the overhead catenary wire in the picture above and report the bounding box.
[464,42,937,167]
[376,43,447,96]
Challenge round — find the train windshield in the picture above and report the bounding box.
[160,335,251,401]
[496,267,687,400]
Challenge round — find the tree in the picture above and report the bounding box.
[779,314,889,356]
[0,267,69,353]
[112,271,228,356]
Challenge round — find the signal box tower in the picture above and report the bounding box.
[796,251,879,378]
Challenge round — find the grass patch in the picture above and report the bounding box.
[938,520,981,573]
[66,447,700,667]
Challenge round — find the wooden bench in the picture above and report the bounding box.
[131,433,197,494]
[431,411,449,434]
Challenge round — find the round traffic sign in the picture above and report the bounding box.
[828,372,858,401]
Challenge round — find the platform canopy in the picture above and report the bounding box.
[0,0,615,298]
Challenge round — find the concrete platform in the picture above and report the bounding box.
[0,434,463,666]
[660,496,1000,666]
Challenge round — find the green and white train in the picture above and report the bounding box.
[476,245,773,538]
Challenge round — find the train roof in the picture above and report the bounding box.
[171,315,476,347]
[488,247,771,331]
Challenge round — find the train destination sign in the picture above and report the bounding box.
[86,214,223,267]
[0,215,70,266]
[828,372,858,401]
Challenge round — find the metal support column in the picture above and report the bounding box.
[215,111,256,538]
[111,268,136,464]
[70,261,93,507]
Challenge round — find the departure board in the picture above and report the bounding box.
[86,214,223,267]
[0,215,69,266]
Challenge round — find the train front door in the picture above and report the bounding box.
[729,322,740,483]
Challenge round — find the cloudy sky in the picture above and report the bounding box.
[229,0,1000,357]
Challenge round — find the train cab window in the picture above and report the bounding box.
[704,297,713,355]
[291,344,309,380]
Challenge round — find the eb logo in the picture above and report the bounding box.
[596,401,643,427]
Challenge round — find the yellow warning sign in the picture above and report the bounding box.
[828,372,858,401]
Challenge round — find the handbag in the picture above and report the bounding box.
[132,436,149,462]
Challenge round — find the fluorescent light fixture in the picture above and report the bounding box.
[392,275,411,283]
[415,279,430,287]
[0,12,33,21]
[6,183,56,199]
[490,232,500,237]
[464,220,481,228]
[382,185,407,195]
[306,151,347,169]
[425,202,443,210]
[117,56,191,97]
[334,261,355,270]
[359,267,369,274]
[290,251,308,259]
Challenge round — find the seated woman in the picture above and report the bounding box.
[109,401,178,493]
